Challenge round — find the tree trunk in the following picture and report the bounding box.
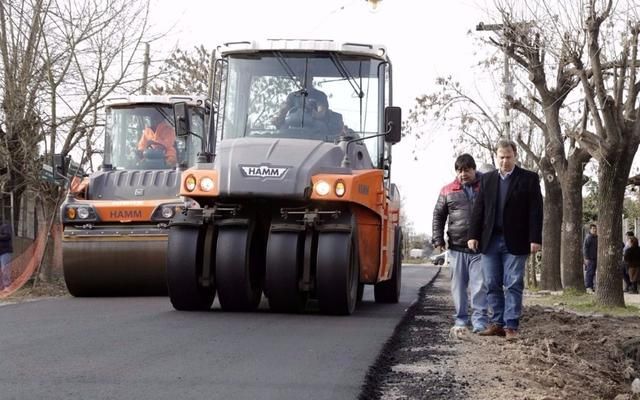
[525,255,538,289]
[560,162,586,291]
[540,157,563,290]
[595,155,631,307]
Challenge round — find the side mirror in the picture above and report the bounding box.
[384,106,402,144]
[174,102,191,137]
[52,154,67,178]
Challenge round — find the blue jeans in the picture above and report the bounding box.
[482,235,527,330]
[0,252,12,289]
[584,260,597,290]
[449,250,488,331]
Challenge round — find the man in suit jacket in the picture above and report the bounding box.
[467,139,543,340]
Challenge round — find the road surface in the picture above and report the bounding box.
[0,265,438,400]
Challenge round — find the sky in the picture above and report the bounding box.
[149,0,498,235]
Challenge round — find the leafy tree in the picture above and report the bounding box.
[151,46,212,96]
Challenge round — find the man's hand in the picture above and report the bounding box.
[467,239,479,252]
[530,243,541,253]
[435,245,444,253]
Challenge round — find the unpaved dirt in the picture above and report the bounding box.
[361,268,640,400]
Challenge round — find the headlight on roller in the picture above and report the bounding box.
[77,206,90,219]
[335,180,346,197]
[185,175,196,192]
[315,180,331,196]
[200,177,215,192]
[161,206,175,219]
[66,207,77,220]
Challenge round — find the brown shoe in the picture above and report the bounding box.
[505,328,518,341]
[478,324,505,337]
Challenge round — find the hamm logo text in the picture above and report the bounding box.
[241,165,288,179]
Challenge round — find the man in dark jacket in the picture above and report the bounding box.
[432,154,488,333]
[467,140,543,340]
[583,224,598,292]
[0,220,13,292]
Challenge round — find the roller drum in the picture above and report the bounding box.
[63,233,168,296]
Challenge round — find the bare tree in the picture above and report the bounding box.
[0,0,155,279]
[566,0,640,306]
[491,0,640,306]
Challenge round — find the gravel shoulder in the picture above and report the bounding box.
[361,267,640,400]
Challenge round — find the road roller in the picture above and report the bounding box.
[167,40,403,314]
[60,95,207,296]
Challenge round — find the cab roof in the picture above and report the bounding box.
[218,39,389,61]
[103,95,207,108]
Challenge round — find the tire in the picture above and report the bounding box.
[166,224,216,311]
[374,228,402,303]
[316,232,358,315]
[215,225,264,311]
[265,231,307,313]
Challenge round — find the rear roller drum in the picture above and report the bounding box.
[167,224,216,311]
[316,232,358,315]
[265,231,307,313]
[215,225,264,311]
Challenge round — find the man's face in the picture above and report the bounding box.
[497,146,517,174]
[456,167,476,185]
[590,226,597,235]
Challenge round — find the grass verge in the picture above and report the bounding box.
[525,288,640,317]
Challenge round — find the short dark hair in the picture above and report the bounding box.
[626,231,635,237]
[496,139,518,154]
[590,224,597,229]
[454,153,476,171]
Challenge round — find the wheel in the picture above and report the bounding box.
[374,228,402,303]
[316,232,358,315]
[437,258,444,265]
[167,224,216,311]
[265,231,307,312]
[215,225,264,311]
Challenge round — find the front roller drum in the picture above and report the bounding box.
[166,224,216,311]
[63,237,168,297]
[265,231,307,313]
[215,225,264,311]
[316,232,359,315]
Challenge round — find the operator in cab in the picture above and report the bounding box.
[136,109,177,167]
[273,87,345,138]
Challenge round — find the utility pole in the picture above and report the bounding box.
[141,42,150,95]
[476,22,513,140]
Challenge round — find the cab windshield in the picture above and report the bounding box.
[105,104,204,170]
[221,52,382,159]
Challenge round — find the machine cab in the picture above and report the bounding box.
[104,96,206,170]
[213,40,399,170]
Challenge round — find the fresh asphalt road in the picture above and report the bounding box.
[0,265,437,400]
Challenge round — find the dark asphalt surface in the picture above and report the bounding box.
[0,265,437,400]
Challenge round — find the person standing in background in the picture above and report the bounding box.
[0,220,13,293]
[583,224,598,293]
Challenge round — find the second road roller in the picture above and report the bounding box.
[60,95,207,296]
[167,39,403,314]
